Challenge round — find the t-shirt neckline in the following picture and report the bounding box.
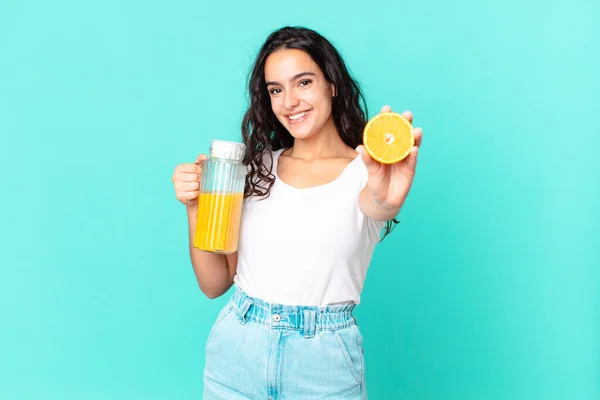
[273,148,361,191]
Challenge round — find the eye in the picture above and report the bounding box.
[299,79,312,87]
[269,88,281,95]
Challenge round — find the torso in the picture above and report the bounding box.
[233,149,385,307]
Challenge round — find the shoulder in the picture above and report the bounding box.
[346,152,369,189]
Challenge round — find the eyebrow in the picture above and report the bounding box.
[265,72,316,87]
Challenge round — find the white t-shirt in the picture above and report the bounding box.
[233,148,386,307]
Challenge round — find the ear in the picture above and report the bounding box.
[331,83,336,97]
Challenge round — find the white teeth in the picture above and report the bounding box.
[288,111,308,120]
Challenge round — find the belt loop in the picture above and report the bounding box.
[237,298,252,324]
[303,309,316,338]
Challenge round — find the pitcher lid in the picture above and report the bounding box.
[210,140,246,162]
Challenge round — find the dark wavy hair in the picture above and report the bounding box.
[241,26,398,239]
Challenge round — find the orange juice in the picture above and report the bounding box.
[193,192,244,254]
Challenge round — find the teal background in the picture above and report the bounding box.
[1,0,598,398]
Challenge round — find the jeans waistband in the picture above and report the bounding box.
[228,286,356,338]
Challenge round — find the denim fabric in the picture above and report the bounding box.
[203,286,367,399]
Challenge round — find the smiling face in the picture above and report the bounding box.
[264,48,336,140]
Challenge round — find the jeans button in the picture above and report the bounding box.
[272,314,281,322]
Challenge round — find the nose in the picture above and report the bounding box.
[283,89,299,110]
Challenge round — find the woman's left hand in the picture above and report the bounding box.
[356,105,423,219]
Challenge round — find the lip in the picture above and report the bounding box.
[285,109,312,125]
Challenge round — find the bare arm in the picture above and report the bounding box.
[173,154,238,299]
[186,206,238,298]
[358,187,404,222]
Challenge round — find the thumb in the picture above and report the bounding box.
[195,154,208,164]
[356,145,381,176]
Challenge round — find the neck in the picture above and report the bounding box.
[287,116,350,160]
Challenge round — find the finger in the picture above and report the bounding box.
[402,110,413,124]
[406,146,419,172]
[175,172,201,182]
[177,163,202,174]
[178,191,199,201]
[380,105,392,113]
[412,127,422,148]
[356,145,381,175]
[176,182,200,191]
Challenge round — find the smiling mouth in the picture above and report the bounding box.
[286,109,312,124]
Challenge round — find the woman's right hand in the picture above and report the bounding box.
[172,154,208,207]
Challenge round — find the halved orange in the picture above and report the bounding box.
[363,112,414,164]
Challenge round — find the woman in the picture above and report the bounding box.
[172,26,422,399]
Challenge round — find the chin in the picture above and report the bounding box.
[286,125,316,139]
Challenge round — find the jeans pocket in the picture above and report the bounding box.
[332,324,364,384]
[206,305,231,347]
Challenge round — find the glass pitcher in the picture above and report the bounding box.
[193,140,247,254]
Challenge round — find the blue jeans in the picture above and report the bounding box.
[203,286,367,399]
